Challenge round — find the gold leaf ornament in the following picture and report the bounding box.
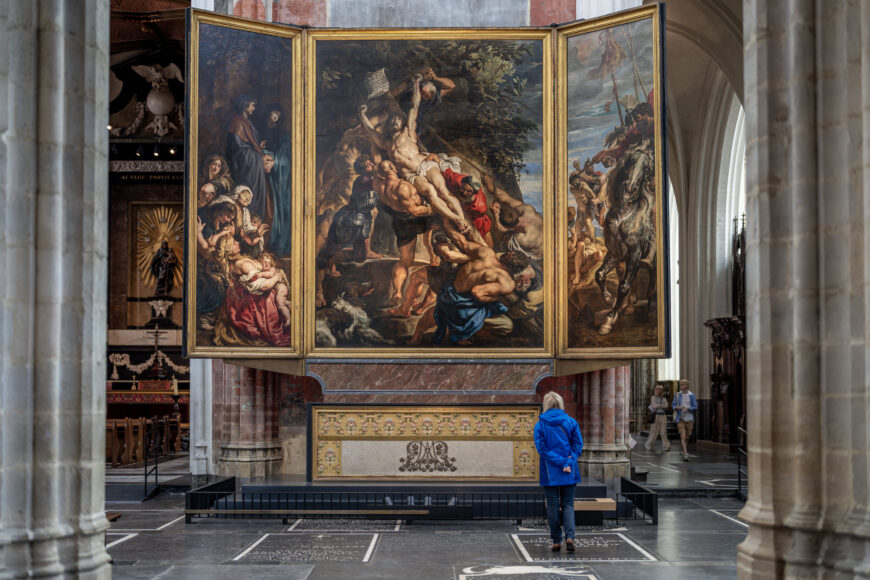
[137,206,183,291]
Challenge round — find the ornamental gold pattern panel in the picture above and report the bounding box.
[315,439,342,478]
[311,405,540,481]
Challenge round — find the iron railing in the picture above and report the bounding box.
[142,416,163,500]
[184,479,639,525]
[186,487,544,523]
[618,477,658,525]
[737,426,748,501]
[143,416,180,500]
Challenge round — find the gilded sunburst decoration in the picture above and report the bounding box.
[136,205,183,291]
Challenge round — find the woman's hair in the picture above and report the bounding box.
[542,392,564,412]
[204,154,230,178]
[210,235,236,282]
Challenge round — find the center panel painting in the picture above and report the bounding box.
[305,30,553,357]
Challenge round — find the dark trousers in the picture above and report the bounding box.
[543,484,576,542]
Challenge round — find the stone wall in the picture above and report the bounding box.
[737,0,870,576]
[0,1,112,576]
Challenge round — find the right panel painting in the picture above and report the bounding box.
[557,5,668,358]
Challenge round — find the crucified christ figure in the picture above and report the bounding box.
[358,74,482,244]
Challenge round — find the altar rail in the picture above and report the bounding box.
[184,478,619,524]
[618,477,658,525]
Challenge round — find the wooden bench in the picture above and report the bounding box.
[574,497,617,525]
[575,498,617,511]
[105,419,125,466]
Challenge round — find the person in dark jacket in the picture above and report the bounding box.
[533,392,584,552]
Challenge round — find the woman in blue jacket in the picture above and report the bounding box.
[533,392,584,552]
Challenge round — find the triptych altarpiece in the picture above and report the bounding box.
[184,5,669,362]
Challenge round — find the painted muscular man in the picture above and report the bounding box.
[358,74,475,239]
[432,223,516,345]
[569,158,605,243]
[373,159,436,307]
[484,173,545,262]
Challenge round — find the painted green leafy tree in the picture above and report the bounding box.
[317,38,541,194]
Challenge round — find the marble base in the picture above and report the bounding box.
[579,447,630,481]
[306,362,551,396]
[218,442,283,479]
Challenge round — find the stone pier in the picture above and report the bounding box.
[738,0,870,576]
[0,1,111,577]
[577,366,631,481]
[212,361,283,479]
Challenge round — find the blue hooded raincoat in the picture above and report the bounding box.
[533,409,584,486]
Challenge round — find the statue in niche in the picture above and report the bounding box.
[132,63,184,137]
[150,240,178,296]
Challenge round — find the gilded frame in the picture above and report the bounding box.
[184,10,304,358]
[555,5,669,358]
[308,404,541,482]
[304,28,554,359]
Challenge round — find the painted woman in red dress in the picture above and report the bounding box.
[216,237,290,347]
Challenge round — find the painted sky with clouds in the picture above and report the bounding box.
[566,19,655,175]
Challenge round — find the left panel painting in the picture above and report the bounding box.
[185,10,302,357]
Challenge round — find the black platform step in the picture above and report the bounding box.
[241,482,608,496]
[185,478,611,523]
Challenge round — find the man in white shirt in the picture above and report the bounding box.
[673,380,697,461]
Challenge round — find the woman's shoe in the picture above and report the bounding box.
[551,542,561,551]
[566,539,575,552]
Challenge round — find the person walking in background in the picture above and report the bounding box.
[673,380,698,461]
[644,384,671,453]
[534,392,583,553]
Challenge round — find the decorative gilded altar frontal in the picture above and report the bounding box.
[310,405,540,481]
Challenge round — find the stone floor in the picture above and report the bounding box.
[106,455,192,502]
[104,439,747,578]
[105,456,191,485]
[105,493,747,579]
[629,434,744,493]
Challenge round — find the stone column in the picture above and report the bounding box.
[212,361,282,479]
[189,0,215,492]
[630,359,656,431]
[577,366,631,482]
[188,359,214,485]
[0,1,111,577]
[738,0,870,576]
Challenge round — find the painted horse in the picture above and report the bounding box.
[594,143,657,335]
